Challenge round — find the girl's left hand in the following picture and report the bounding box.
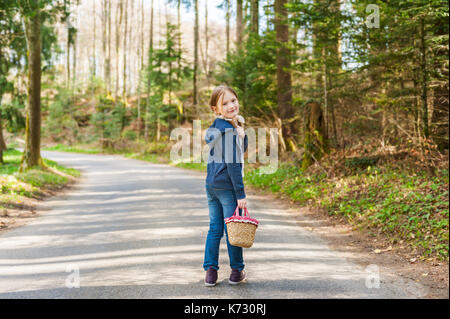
[237,198,247,209]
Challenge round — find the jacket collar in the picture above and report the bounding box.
[212,117,234,131]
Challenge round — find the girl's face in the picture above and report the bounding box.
[217,90,239,119]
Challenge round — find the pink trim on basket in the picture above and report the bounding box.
[224,207,259,227]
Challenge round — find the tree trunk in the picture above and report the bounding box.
[177,0,183,123]
[72,4,77,94]
[198,29,208,86]
[430,29,449,151]
[0,95,6,164]
[251,0,259,35]
[123,0,128,101]
[322,46,328,142]
[121,0,129,136]
[102,0,107,86]
[419,18,429,140]
[312,1,322,98]
[145,0,154,140]
[176,0,181,83]
[193,0,199,118]
[166,6,172,110]
[0,116,5,164]
[236,0,243,50]
[20,9,43,171]
[106,0,112,92]
[92,0,96,78]
[0,44,7,163]
[66,0,71,89]
[302,102,329,170]
[413,75,420,142]
[226,0,230,56]
[274,0,295,151]
[115,0,123,99]
[328,0,341,147]
[128,0,134,96]
[204,0,209,87]
[137,0,144,138]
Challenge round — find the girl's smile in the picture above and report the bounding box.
[217,90,239,119]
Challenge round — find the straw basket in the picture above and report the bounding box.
[225,207,259,248]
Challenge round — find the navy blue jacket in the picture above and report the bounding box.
[205,118,248,199]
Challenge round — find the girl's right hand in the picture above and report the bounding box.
[237,198,247,209]
[236,126,245,138]
[230,116,239,128]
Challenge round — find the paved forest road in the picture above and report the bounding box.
[0,151,427,298]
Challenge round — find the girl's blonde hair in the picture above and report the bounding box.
[209,85,238,115]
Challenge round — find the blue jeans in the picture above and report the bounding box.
[203,184,244,272]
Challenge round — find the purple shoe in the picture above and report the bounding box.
[229,269,247,285]
[205,267,218,287]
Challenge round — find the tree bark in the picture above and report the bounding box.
[193,0,199,118]
[92,0,96,78]
[106,0,111,92]
[226,0,230,56]
[145,0,154,140]
[0,95,6,164]
[102,0,107,86]
[115,0,123,99]
[177,0,183,123]
[72,3,77,93]
[20,8,43,171]
[177,0,182,83]
[251,0,259,35]
[204,0,209,87]
[120,0,130,136]
[137,0,144,138]
[302,101,329,170]
[66,0,71,89]
[236,0,243,50]
[419,18,429,139]
[123,0,128,101]
[274,0,295,151]
[430,20,449,151]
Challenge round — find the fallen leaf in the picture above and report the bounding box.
[373,249,382,254]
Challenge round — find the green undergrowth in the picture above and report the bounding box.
[245,162,449,260]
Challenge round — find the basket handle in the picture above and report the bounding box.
[233,206,250,217]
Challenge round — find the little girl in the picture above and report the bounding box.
[203,85,248,287]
